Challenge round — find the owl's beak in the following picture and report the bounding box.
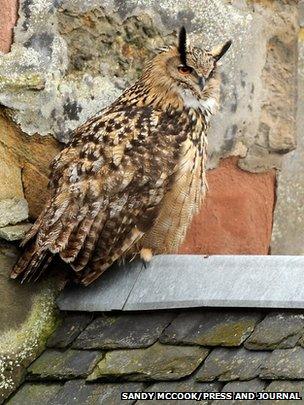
[198,76,206,90]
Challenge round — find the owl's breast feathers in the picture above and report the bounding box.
[11,90,209,285]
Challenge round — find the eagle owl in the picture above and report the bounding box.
[11,28,231,285]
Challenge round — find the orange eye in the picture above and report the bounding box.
[178,66,193,75]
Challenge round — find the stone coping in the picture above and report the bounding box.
[57,255,304,312]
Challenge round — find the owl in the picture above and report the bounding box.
[11,27,231,286]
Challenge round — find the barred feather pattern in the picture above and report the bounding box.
[11,40,223,285]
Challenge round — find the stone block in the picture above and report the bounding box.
[259,347,304,380]
[0,0,298,178]
[73,312,175,350]
[271,37,304,255]
[0,223,32,241]
[196,348,269,382]
[47,313,93,348]
[180,157,276,255]
[27,349,103,380]
[0,143,23,201]
[244,312,304,350]
[160,310,262,347]
[0,112,61,220]
[22,163,50,220]
[0,198,28,227]
[88,342,208,382]
[0,0,18,53]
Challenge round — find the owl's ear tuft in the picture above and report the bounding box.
[211,40,232,61]
[178,26,188,66]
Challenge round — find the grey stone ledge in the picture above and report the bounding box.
[58,255,304,312]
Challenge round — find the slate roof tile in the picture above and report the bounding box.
[87,342,209,382]
[27,349,103,381]
[264,381,304,404]
[8,308,304,403]
[136,380,222,405]
[6,383,62,405]
[212,379,267,405]
[244,312,304,350]
[259,347,304,380]
[73,312,175,350]
[159,310,262,347]
[49,380,144,405]
[196,347,269,382]
[47,313,93,348]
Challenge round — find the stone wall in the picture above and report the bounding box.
[272,1,304,254]
[0,0,301,401]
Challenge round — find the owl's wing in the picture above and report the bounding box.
[12,107,185,285]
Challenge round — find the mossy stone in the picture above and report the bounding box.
[88,342,208,382]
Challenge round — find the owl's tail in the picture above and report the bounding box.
[10,241,53,283]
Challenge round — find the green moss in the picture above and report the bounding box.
[87,343,208,382]
[192,320,256,347]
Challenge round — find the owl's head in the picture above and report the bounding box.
[141,27,231,112]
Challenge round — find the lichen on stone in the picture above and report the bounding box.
[0,280,59,401]
[0,0,298,169]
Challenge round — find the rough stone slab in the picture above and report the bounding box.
[88,342,208,382]
[27,349,103,380]
[6,383,62,405]
[58,255,304,312]
[136,380,222,405]
[259,347,304,380]
[49,380,144,405]
[0,244,59,402]
[0,223,32,241]
[245,312,304,350]
[0,198,28,227]
[160,310,262,347]
[196,347,269,382]
[57,261,143,311]
[47,313,93,348]
[125,256,304,311]
[73,312,175,350]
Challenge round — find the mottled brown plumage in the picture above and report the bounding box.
[11,28,231,285]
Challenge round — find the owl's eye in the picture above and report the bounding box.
[178,66,193,75]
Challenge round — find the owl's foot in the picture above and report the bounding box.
[140,248,153,264]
